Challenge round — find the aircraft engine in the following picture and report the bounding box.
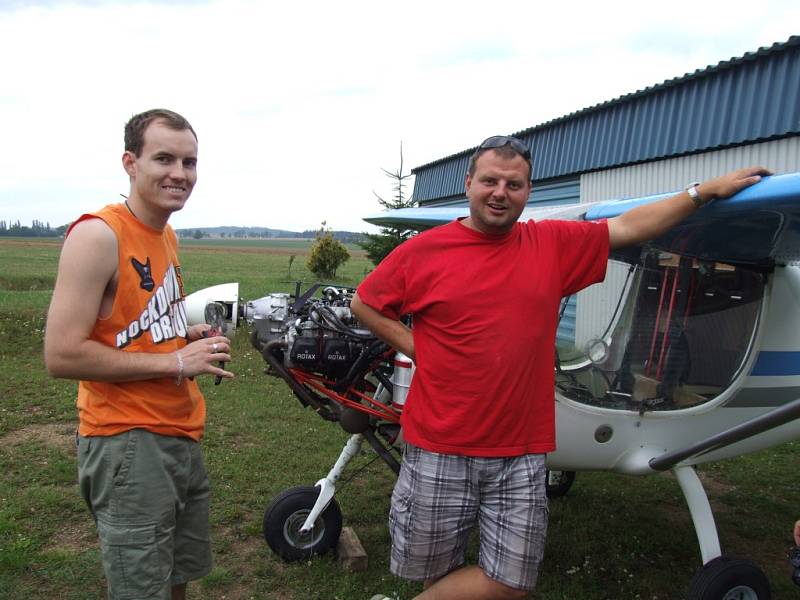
[244,285,376,381]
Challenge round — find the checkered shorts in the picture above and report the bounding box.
[388,444,548,591]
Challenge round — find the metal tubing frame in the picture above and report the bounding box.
[646,267,671,377]
[650,396,800,471]
[656,267,681,380]
[291,368,402,423]
[261,340,336,419]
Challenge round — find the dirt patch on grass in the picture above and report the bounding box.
[696,470,737,495]
[660,469,737,496]
[0,422,76,454]
[212,525,294,600]
[44,518,97,554]
[0,239,62,249]
[184,245,366,258]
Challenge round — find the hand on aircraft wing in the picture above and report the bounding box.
[699,166,773,201]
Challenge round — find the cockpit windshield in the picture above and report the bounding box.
[555,249,766,412]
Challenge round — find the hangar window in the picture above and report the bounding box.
[555,250,765,412]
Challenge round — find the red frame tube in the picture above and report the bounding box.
[289,368,402,423]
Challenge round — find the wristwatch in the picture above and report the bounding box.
[685,182,709,208]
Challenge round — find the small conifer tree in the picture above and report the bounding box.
[306,222,350,279]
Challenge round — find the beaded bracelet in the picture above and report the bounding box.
[175,352,185,386]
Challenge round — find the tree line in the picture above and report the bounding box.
[0,220,67,237]
[177,228,364,243]
[2,143,414,253]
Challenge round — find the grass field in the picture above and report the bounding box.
[180,238,318,250]
[1,236,799,599]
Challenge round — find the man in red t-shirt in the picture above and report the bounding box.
[353,135,769,600]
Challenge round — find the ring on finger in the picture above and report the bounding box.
[212,343,218,353]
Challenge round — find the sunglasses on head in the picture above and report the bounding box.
[478,135,531,161]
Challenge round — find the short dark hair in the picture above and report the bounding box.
[467,137,532,181]
[124,109,197,157]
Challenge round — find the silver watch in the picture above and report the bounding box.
[685,182,707,208]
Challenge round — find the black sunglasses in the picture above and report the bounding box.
[478,135,531,161]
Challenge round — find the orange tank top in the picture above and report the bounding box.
[70,203,206,440]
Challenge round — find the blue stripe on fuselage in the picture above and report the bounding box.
[750,351,800,376]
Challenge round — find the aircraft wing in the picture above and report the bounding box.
[363,202,602,229]
[364,172,800,268]
[586,172,800,267]
[363,206,469,229]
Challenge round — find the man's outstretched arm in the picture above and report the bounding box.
[44,218,232,382]
[607,166,772,250]
[351,292,415,361]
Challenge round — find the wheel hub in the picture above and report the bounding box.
[283,509,325,549]
[722,585,757,600]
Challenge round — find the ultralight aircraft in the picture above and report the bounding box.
[186,172,800,600]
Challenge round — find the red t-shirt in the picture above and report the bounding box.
[357,218,608,457]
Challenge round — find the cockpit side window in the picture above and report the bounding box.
[555,250,766,412]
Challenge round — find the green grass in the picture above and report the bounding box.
[1,237,798,599]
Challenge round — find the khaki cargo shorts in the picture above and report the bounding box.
[77,428,212,599]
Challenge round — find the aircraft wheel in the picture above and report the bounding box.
[545,470,576,498]
[688,556,771,600]
[263,485,343,562]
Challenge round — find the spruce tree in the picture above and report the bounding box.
[358,143,416,266]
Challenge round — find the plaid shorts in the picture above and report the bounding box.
[388,443,548,591]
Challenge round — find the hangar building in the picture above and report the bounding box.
[411,36,800,210]
[407,36,800,354]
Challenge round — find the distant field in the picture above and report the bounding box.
[180,237,366,253]
[181,237,314,250]
[1,237,799,599]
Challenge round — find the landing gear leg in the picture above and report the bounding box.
[300,434,364,533]
[673,465,721,565]
[674,466,771,599]
[263,434,363,561]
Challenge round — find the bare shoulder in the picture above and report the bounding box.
[57,218,118,282]
[61,218,116,257]
[47,217,121,347]
[64,217,116,246]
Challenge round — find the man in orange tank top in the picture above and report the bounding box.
[45,109,233,600]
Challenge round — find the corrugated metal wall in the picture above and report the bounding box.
[413,37,800,205]
[419,178,580,208]
[580,137,800,203]
[415,156,470,206]
[531,179,580,206]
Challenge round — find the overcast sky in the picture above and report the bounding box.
[1,0,797,232]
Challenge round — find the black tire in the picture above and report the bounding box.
[545,470,576,498]
[263,485,343,562]
[688,556,771,600]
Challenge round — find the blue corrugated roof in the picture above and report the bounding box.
[413,36,800,204]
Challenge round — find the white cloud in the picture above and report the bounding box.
[0,0,798,231]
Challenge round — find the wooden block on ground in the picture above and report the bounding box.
[336,526,368,571]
